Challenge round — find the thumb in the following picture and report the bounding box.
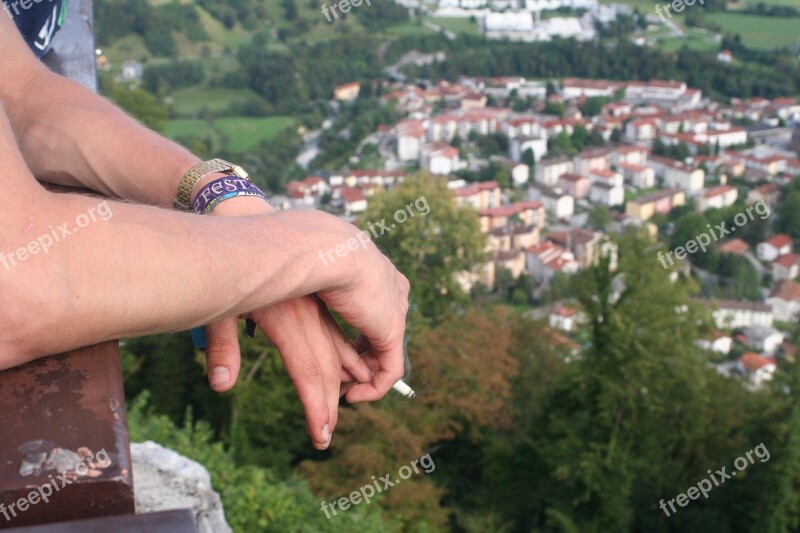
[205,318,242,392]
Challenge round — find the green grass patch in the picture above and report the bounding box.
[656,28,721,52]
[425,16,481,36]
[165,116,295,152]
[703,12,800,48]
[169,87,264,117]
[103,34,152,64]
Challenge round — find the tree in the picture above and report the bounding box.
[281,0,297,20]
[110,85,168,132]
[587,205,612,232]
[522,147,536,167]
[358,173,486,322]
[777,190,800,240]
[488,236,747,531]
[297,307,519,531]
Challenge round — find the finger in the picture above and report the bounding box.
[347,341,405,403]
[320,307,373,384]
[265,319,332,450]
[340,382,357,398]
[205,318,242,392]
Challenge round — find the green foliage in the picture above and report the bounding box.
[777,189,800,241]
[127,393,388,532]
[95,0,207,55]
[110,85,169,133]
[587,205,612,232]
[143,62,206,95]
[359,173,486,322]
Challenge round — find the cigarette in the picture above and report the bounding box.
[392,379,416,399]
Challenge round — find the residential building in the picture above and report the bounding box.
[589,181,624,207]
[757,234,793,262]
[742,326,785,356]
[718,238,750,255]
[334,82,361,102]
[558,173,590,199]
[420,142,461,175]
[525,241,580,282]
[648,156,705,194]
[528,186,575,219]
[767,280,800,322]
[737,352,776,386]
[573,148,612,176]
[549,306,582,332]
[619,163,655,189]
[452,181,502,211]
[625,188,686,221]
[535,156,574,187]
[696,331,732,354]
[772,254,800,282]
[697,185,738,212]
[697,299,774,329]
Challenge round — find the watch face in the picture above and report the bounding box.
[233,165,250,179]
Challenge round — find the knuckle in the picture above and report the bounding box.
[302,359,323,380]
[206,335,237,356]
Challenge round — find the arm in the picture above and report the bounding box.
[0,13,201,205]
[0,99,408,381]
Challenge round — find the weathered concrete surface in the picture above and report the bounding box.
[131,442,231,533]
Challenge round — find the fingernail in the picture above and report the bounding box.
[210,367,230,388]
[320,424,332,448]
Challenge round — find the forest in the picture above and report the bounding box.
[122,176,800,532]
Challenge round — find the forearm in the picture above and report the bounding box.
[5,68,197,206]
[0,106,349,368]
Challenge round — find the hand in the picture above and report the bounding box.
[199,191,410,450]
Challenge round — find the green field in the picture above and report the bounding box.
[704,12,800,48]
[170,87,263,117]
[425,16,481,36]
[164,116,295,152]
[656,27,720,52]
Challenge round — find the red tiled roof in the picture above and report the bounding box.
[718,238,750,254]
[774,253,800,269]
[739,352,775,372]
[770,280,800,301]
[703,185,736,198]
[763,234,793,249]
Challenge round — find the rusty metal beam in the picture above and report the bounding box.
[0,343,134,529]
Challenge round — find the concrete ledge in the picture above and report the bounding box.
[43,0,97,92]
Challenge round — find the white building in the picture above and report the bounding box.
[757,234,793,262]
[510,136,548,162]
[742,326,784,356]
[696,185,738,212]
[766,280,800,322]
[420,142,461,175]
[528,186,574,219]
[589,181,624,207]
[737,353,776,386]
[699,299,774,329]
[535,156,574,187]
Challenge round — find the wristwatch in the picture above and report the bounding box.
[174,158,250,210]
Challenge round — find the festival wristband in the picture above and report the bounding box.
[191,176,270,214]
